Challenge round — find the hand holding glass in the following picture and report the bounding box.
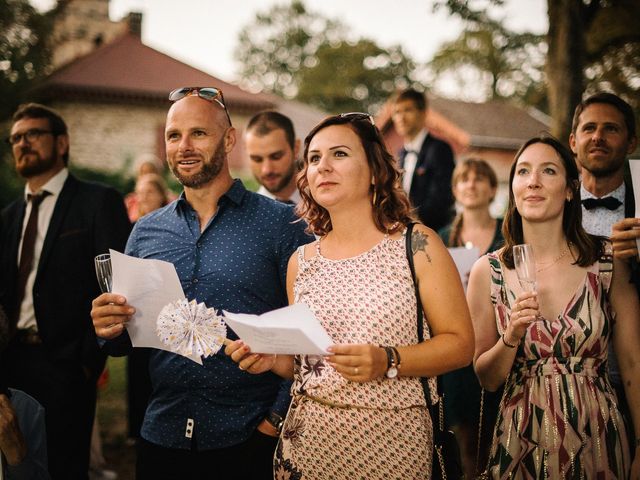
[513,244,536,292]
[94,253,112,293]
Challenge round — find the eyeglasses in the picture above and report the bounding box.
[168,87,232,126]
[339,112,375,126]
[6,128,53,145]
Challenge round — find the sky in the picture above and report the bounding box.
[30,0,548,88]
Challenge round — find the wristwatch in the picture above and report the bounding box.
[383,346,398,379]
[266,411,284,435]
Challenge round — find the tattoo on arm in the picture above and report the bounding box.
[411,230,432,263]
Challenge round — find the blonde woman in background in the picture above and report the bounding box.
[438,158,504,477]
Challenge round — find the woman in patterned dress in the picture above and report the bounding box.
[467,135,640,479]
[226,113,474,479]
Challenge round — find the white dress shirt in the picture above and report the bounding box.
[256,185,301,205]
[580,182,625,237]
[17,168,69,330]
[401,129,428,194]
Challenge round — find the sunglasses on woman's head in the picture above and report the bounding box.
[339,112,375,126]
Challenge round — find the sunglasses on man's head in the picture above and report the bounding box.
[168,87,232,126]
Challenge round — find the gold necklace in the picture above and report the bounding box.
[535,243,571,273]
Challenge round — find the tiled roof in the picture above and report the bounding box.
[34,33,274,112]
[430,97,550,149]
[377,95,551,152]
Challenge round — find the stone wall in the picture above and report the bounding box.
[50,100,253,175]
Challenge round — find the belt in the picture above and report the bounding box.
[15,328,43,346]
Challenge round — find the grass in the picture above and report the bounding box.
[96,356,136,478]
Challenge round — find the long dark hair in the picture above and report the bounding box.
[297,114,414,236]
[501,134,603,269]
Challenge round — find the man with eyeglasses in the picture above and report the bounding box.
[0,103,131,480]
[392,88,455,232]
[245,111,301,204]
[91,87,313,479]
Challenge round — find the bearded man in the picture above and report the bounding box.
[90,88,312,480]
[0,103,131,479]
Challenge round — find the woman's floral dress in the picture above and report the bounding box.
[485,244,630,479]
[273,234,433,480]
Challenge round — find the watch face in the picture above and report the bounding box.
[386,366,398,379]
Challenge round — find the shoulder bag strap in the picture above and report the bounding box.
[405,223,443,411]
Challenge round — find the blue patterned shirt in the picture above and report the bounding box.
[104,179,312,450]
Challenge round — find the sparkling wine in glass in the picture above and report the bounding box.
[513,244,536,293]
[94,253,112,293]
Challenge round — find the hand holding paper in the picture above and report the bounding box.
[223,303,332,355]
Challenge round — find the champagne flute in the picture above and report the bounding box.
[513,244,536,293]
[94,253,112,293]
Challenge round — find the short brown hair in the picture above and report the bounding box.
[571,92,636,139]
[297,114,414,236]
[394,88,427,111]
[13,103,69,164]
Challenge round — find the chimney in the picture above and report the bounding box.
[128,12,142,37]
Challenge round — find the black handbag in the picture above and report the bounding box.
[406,223,464,480]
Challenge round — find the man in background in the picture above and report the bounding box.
[245,111,301,204]
[569,91,638,448]
[0,103,131,479]
[392,88,455,231]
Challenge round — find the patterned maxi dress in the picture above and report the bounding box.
[485,244,630,479]
[273,233,433,480]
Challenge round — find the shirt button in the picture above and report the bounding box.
[193,278,199,284]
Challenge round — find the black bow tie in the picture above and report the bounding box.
[581,196,622,211]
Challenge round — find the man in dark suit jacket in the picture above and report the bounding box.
[0,103,131,480]
[392,88,455,231]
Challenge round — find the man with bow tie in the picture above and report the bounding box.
[570,91,639,448]
[391,88,455,231]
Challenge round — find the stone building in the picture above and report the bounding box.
[31,0,326,175]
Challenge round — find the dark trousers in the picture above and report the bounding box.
[2,341,96,480]
[136,429,278,480]
[127,348,152,438]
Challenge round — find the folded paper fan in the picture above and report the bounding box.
[157,299,227,358]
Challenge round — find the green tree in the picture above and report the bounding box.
[235,0,417,112]
[0,0,53,206]
[0,0,52,120]
[296,39,415,114]
[428,25,546,110]
[435,0,640,141]
[235,0,345,98]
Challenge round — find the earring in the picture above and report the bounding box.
[372,189,377,205]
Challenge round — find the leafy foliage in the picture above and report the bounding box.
[434,0,640,139]
[428,24,546,110]
[297,40,415,114]
[235,0,345,98]
[0,0,52,121]
[235,0,417,113]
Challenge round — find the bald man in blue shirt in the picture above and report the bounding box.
[91,88,313,480]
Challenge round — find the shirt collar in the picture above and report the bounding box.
[257,185,301,204]
[404,129,428,153]
[173,178,248,213]
[580,182,625,202]
[24,167,68,199]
